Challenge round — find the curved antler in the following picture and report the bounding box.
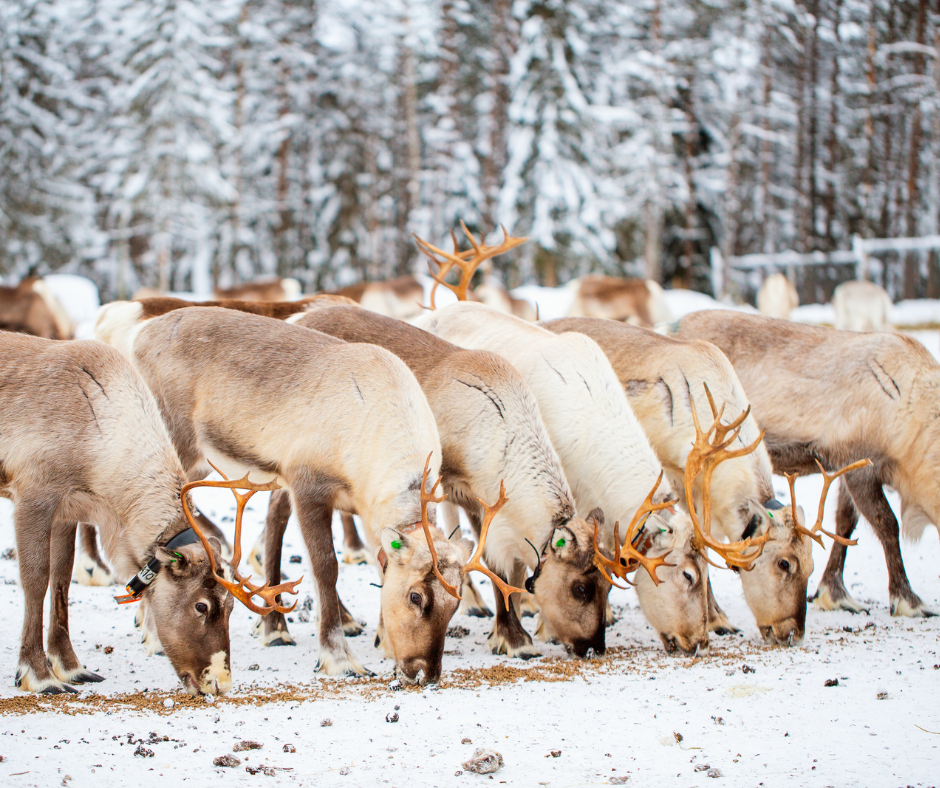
[461,481,524,608]
[414,222,528,308]
[686,385,768,570]
[182,462,302,615]
[784,458,873,547]
[413,453,461,599]
[591,471,678,587]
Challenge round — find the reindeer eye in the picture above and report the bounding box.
[573,582,595,603]
[777,559,791,573]
[195,602,209,615]
[409,592,421,606]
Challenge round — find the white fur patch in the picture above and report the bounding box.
[72,549,115,587]
[812,586,867,614]
[890,596,937,618]
[201,650,232,694]
[317,644,368,676]
[16,664,72,694]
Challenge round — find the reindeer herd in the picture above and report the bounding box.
[0,226,936,698]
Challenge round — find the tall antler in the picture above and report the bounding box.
[182,462,302,615]
[592,471,678,587]
[460,481,524,608]
[412,455,523,607]
[784,458,873,547]
[686,385,768,570]
[414,221,528,308]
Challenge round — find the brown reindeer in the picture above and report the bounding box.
[0,332,267,694]
[214,276,301,302]
[566,275,672,328]
[0,277,72,339]
[331,275,426,321]
[542,318,816,644]
[674,310,936,617]
[283,302,609,658]
[95,303,492,682]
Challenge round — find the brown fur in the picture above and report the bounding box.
[568,276,667,328]
[0,278,69,339]
[675,310,940,616]
[331,276,425,321]
[134,295,320,321]
[214,277,298,302]
[0,333,233,694]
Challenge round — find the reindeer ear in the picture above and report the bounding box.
[792,505,806,528]
[586,507,605,528]
[549,526,577,561]
[380,527,415,566]
[154,545,187,571]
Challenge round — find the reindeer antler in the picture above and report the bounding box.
[686,385,768,570]
[784,458,873,547]
[460,481,524,608]
[414,221,528,308]
[592,471,678,587]
[182,462,302,615]
[413,453,461,599]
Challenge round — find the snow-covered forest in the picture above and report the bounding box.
[0,0,937,300]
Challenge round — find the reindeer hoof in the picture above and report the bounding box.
[463,605,493,619]
[343,620,364,637]
[711,626,740,637]
[811,585,870,615]
[72,671,105,684]
[268,637,295,647]
[890,596,937,618]
[342,548,370,566]
[41,683,78,695]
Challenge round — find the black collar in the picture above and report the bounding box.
[115,528,201,605]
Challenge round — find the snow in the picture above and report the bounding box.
[1,332,938,787]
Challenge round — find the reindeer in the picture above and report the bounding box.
[0,332,290,694]
[673,310,933,617]
[95,303,505,682]
[832,281,893,332]
[756,273,799,319]
[278,302,609,658]
[415,301,720,655]
[0,277,72,339]
[214,276,302,302]
[543,317,864,645]
[566,275,672,328]
[331,275,426,321]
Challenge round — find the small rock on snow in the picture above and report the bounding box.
[386,712,399,723]
[824,678,839,687]
[462,748,504,774]
[232,740,262,752]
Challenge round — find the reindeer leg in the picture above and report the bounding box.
[340,513,370,565]
[488,560,539,660]
[337,591,364,637]
[442,502,492,618]
[72,523,114,587]
[706,575,740,635]
[810,481,869,613]
[255,489,296,646]
[48,520,104,685]
[846,474,936,617]
[294,492,370,676]
[14,500,75,694]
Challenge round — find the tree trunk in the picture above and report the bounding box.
[903,0,928,299]
[825,0,842,248]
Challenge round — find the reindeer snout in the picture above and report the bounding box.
[398,657,440,686]
[760,619,804,647]
[571,629,606,658]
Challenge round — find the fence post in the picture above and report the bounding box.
[852,235,868,281]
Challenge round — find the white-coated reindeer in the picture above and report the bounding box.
[832,281,892,332]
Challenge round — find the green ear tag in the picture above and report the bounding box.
[170,551,183,562]
[391,540,402,550]
[555,538,566,548]
[767,512,774,519]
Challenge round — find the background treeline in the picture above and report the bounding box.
[0,0,937,301]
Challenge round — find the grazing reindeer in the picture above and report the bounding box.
[331,276,426,321]
[0,277,72,339]
[0,332,265,695]
[674,310,935,617]
[214,276,301,302]
[542,318,815,644]
[566,275,672,328]
[415,301,715,655]
[284,302,608,658]
[756,273,799,319]
[832,281,892,332]
[95,303,482,682]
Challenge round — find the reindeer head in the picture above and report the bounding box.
[527,512,610,657]
[377,456,523,684]
[146,468,301,695]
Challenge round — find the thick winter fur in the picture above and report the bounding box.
[97,304,468,682]
[675,309,940,617]
[290,303,607,658]
[756,273,799,319]
[416,302,709,652]
[567,276,672,328]
[542,317,813,644]
[832,281,893,332]
[332,275,425,321]
[0,333,233,694]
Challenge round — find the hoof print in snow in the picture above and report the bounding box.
[214,754,240,768]
[462,748,504,774]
